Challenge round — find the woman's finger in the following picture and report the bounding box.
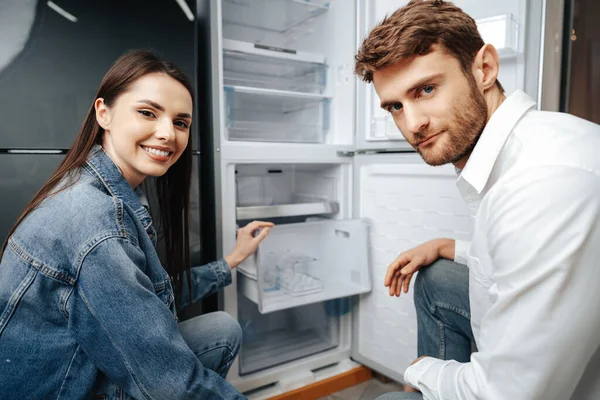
[253,227,271,243]
[246,220,274,232]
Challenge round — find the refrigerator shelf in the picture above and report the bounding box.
[236,201,339,220]
[227,121,326,143]
[223,39,326,64]
[224,85,330,99]
[223,39,327,94]
[476,14,520,58]
[223,0,330,34]
[225,87,330,143]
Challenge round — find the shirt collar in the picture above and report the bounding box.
[459,90,536,193]
[84,145,153,230]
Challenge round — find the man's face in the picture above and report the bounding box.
[372,46,487,167]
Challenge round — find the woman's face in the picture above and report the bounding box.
[96,72,193,187]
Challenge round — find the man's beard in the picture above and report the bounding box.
[415,76,488,166]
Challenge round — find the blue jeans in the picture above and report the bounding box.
[179,311,243,378]
[376,259,473,400]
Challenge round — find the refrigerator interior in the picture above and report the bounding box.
[233,162,369,375]
[220,0,356,145]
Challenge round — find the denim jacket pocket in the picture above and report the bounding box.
[94,382,128,400]
[153,278,175,312]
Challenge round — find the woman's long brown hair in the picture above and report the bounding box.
[1,50,194,302]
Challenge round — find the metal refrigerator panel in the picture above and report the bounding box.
[0,153,63,244]
[0,0,198,150]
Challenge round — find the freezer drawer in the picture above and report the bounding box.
[237,295,340,376]
[238,219,370,314]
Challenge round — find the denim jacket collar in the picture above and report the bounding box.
[84,145,154,237]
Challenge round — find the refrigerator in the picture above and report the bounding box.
[0,0,199,249]
[196,0,564,398]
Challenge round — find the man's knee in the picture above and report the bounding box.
[414,259,466,305]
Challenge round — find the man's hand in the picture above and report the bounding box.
[384,238,454,296]
[225,221,274,268]
[404,356,429,393]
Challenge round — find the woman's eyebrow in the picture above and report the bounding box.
[137,99,191,119]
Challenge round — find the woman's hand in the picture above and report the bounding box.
[224,221,274,268]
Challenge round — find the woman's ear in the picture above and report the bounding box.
[95,98,111,130]
[471,43,500,92]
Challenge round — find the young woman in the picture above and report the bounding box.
[0,50,271,399]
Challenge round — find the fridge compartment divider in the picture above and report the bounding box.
[222,0,330,34]
[236,201,339,220]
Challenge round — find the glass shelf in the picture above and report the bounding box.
[224,46,327,94]
[236,201,339,220]
[223,0,331,33]
[224,86,330,143]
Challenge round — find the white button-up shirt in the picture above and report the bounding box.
[404,90,600,399]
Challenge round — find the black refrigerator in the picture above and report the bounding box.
[0,0,202,267]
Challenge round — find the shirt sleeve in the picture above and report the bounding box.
[68,237,244,400]
[405,167,600,399]
[178,259,232,310]
[453,239,470,265]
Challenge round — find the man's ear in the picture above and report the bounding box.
[95,98,111,130]
[471,43,500,92]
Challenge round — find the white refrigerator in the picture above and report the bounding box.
[195,0,562,397]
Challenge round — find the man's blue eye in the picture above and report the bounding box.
[423,85,434,94]
[393,103,402,111]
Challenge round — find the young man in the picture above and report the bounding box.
[355,1,600,399]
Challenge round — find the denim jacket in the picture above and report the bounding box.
[0,146,245,399]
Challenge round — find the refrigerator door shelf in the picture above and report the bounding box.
[236,201,339,220]
[477,14,520,59]
[224,41,327,94]
[222,0,330,34]
[239,219,370,314]
[225,86,330,144]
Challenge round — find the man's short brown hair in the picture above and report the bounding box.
[355,0,503,91]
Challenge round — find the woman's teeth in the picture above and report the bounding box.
[143,146,170,157]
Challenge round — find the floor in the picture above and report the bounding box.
[318,377,404,400]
